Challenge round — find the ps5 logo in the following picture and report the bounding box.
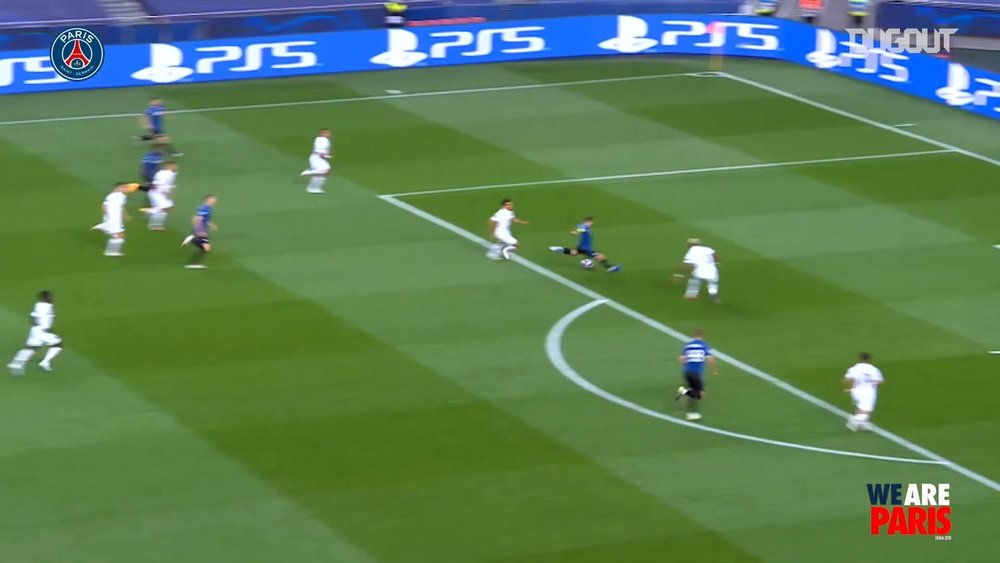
[935,62,1000,111]
[0,56,66,88]
[370,27,546,68]
[600,16,780,54]
[807,28,909,83]
[132,41,318,84]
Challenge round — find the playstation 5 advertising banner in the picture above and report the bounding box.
[1,15,997,119]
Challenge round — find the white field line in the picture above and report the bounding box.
[720,72,1000,169]
[0,72,697,127]
[384,149,954,198]
[379,193,1000,493]
[547,299,943,465]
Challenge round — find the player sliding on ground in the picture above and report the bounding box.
[486,198,528,260]
[548,216,621,272]
[675,238,720,302]
[300,128,332,194]
[675,327,718,421]
[843,352,883,432]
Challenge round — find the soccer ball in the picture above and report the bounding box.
[580,258,595,269]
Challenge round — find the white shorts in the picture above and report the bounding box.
[309,154,331,173]
[148,192,173,211]
[97,217,124,235]
[851,387,877,413]
[26,327,61,348]
[693,267,719,283]
[494,229,517,245]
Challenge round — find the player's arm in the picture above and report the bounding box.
[487,219,497,238]
[707,355,719,376]
[677,354,686,365]
[513,218,529,225]
[138,113,151,131]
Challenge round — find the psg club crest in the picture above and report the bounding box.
[50,28,104,81]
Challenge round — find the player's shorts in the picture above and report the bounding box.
[26,327,61,348]
[192,236,211,250]
[684,370,705,395]
[851,387,877,412]
[576,247,599,258]
[309,154,331,173]
[97,217,124,235]
[494,230,517,246]
[693,266,719,283]
[148,192,173,210]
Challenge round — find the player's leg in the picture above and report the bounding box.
[9,329,43,374]
[305,157,330,192]
[548,246,579,255]
[847,389,876,431]
[684,275,702,299]
[683,372,704,420]
[38,333,63,372]
[592,251,621,273]
[500,239,519,260]
[105,231,125,256]
[707,272,720,302]
[186,238,211,268]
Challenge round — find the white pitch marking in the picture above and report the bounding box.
[385,89,403,95]
[993,245,1000,250]
[893,123,917,128]
[989,351,1000,355]
[0,72,697,127]
[378,193,1000,493]
[547,299,944,465]
[384,149,953,198]
[720,72,1000,169]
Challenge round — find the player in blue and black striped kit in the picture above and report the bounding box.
[675,328,718,421]
[548,217,621,272]
[181,195,217,269]
[136,97,182,157]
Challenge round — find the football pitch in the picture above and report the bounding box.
[0,56,998,562]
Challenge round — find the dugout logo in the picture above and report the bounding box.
[50,28,104,82]
[868,482,951,539]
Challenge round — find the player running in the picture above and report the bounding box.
[843,352,884,432]
[7,291,63,375]
[139,146,163,184]
[141,161,178,231]
[675,328,719,421]
[181,195,218,269]
[91,182,130,257]
[486,198,528,260]
[548,216,621,272]
[136,98,182,156]
[300,128,332,194]
[675,238,720,302]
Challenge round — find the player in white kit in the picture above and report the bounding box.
[7,291,62,375]
[91,182,130,256]
[843,352,884,431]
[677,238,720,302]
[486,198,528,260]
[300,128,332,194]
[142,161,178,230]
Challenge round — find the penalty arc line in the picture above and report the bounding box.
[546,299,944,465]
[384,149,954,198]
[0,72,698,127]
[378,193,1000,493]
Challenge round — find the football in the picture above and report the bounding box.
[580,258,595,269]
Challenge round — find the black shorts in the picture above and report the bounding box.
[576,247,599,258]
[684,371,705,394]
[193,236,210,249]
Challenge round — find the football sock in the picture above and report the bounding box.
[140,134,154,141]
[562,248,573,255]
[106,238,124,254]
[307,176,325,191]
[41,346,62,365]
[189,249,206,265]
[601,259,614,268]
[11,349,35,366]
[686,396,700,412]
[685,277,700,298]
[149,211,167,229]
[708,281,719,299]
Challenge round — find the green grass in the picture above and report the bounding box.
[0,56,998,562]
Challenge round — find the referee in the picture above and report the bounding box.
[675,327,718,421]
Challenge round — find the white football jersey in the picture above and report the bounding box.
[152,169,177,196]
[31,302,55,330]
[491,208,515,231]
[845,362,884,392]
[104,191,126,213]
[313,136,331,157]
[683,245,717,269]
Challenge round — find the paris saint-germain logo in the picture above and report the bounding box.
[50,28,105,81]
